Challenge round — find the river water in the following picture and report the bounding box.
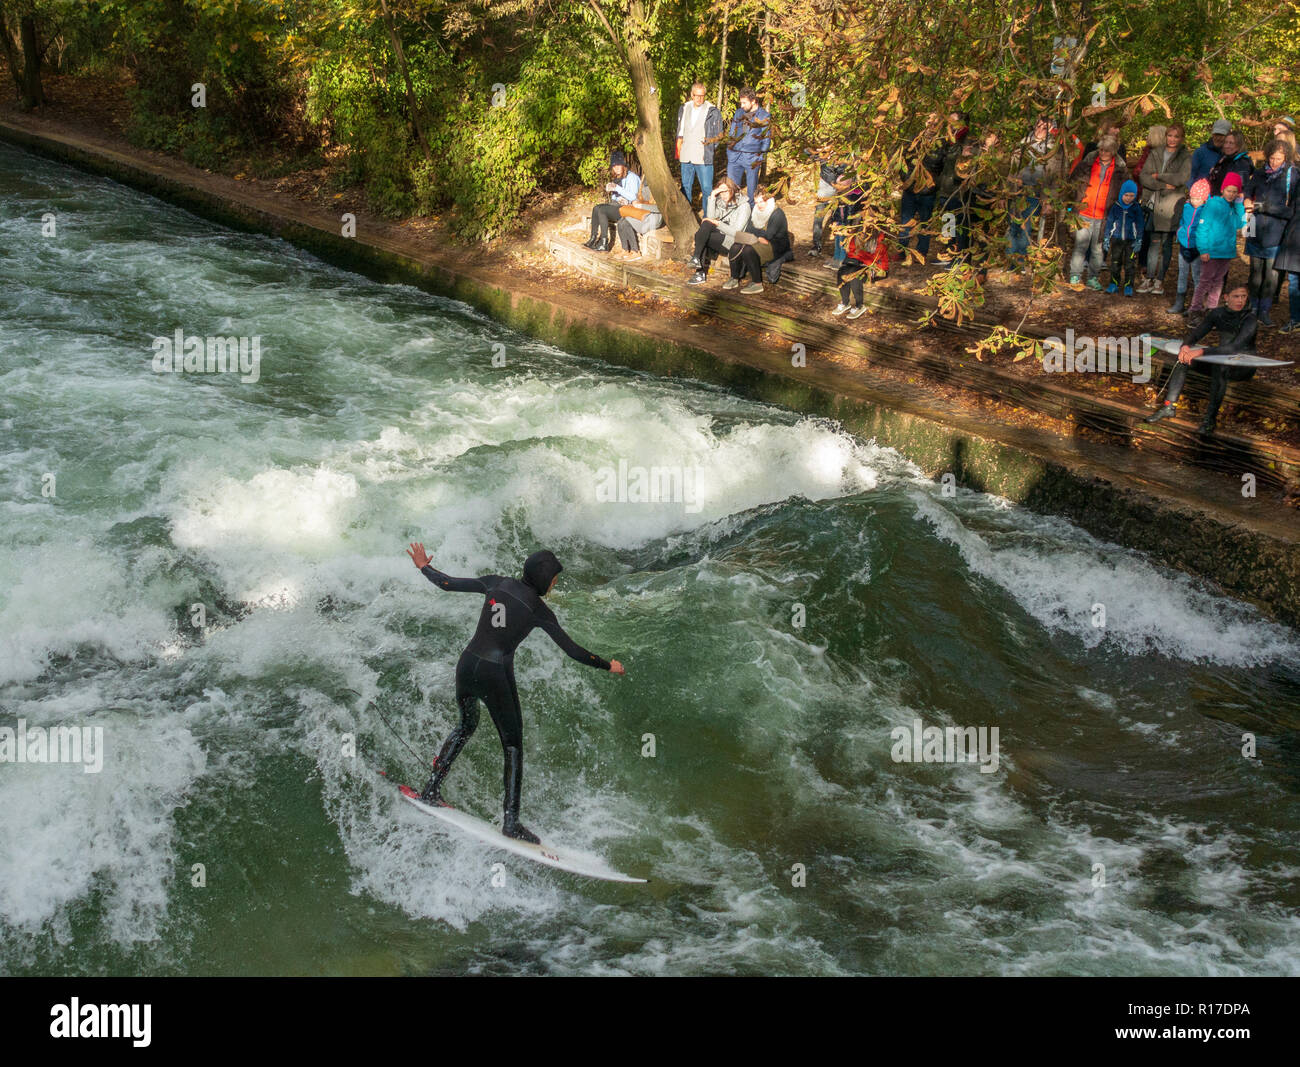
[2,142,1299,976]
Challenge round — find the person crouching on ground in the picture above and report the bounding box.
[688,177,751,284]
[1145,284,1259,437]
[724,187,791,294]
[1103,180,1145,295]
[586,151,643,251]
[832,223,890,320]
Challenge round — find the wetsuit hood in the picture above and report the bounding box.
[523,550,563,596]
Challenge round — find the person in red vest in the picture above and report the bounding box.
[1067,135,1129,288]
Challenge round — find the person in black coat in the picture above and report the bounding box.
[1206,130,1254,196]
[725,188,792,292]
[1243,140,1298,326]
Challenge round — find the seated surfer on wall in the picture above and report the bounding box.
[406,543,624,843]
[1144,284,1260,437]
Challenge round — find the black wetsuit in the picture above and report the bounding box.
[418,550,610,839]
[1161,305,1259,432]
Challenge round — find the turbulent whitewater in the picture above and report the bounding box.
[2,142,1299,976]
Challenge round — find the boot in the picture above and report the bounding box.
[1257,299,1274,327]
[501,746,540,844]
[592,235,611,252]
[1167,292,1186,315]
[1144,401,1177,423]
[420,727,470,806]
[1198,371,1230,437]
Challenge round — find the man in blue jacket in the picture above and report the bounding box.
[676,83,723,209]
[726,88,771,206]
[1189,118,1230,189]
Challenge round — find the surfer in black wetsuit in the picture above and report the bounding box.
[1145,284,1259,436]
[406,543,625,843]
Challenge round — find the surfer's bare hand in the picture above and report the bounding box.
[609,660,625,675]
[407,542,432,569]
[1178,346,1200,365]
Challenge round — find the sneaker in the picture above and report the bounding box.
[740,282,764,294]
[933,259,955,269]
[722,278,740,290]
[824,258,843,270]
[1279,321,1300,333]
[688,255,703,269]
[1144,402,1177,423]
[1105,282,1119,294]
[1150,282,1164,296]
[1136,278,1153,293]
[1086,277,1103,291]
[1124,285,1134,297]
[831,302,851,316]
[687,270,708,285]
[807,247,821,258]
[846,305,868,319]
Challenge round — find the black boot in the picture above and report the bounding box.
[1145,401,1177,423]
[1198,370,1230,437]
[592,234,611,252]
[420,727,470,806]
[501,746,539,844]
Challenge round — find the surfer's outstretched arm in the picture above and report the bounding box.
[536,604,618,671]
[407,542,488,592]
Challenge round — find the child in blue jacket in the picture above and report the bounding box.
[1103,180,1145,294]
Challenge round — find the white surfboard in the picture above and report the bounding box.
[1140,334,1293,368]
[398,784,648,884]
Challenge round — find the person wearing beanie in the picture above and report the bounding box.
[585,152,643,251]
[1206,129,1253,195]
[1169,178,1211,315]
[1188,171,1247,321]
[1189,118,1231,189]
[1243,139,1299,327]
[1103,179,1145,294]
[406,544,624,843]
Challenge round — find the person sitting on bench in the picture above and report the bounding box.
[585,150,642,252]
[724,186,791,293]
[687,177,750,284]
[1144,284,1259,437]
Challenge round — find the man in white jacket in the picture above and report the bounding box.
[676,83,723,210]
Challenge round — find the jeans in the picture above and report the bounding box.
[681,162,714,206]
[899,189,937,258]
[1175,252,1202,295]
[1007,195,1040,258]
[1146,230,1175,283]
[727,154,762,205]
[1069,218,1105,278]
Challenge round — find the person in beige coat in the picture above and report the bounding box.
[1138,123,1193,294]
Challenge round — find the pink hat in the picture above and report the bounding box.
[1190,178,1211,202]
[1221,171,1243,192]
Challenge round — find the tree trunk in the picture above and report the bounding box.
[717,6,729,112]
[18,12,41,108]
[379,0,431,161]
[624,0,695,252]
